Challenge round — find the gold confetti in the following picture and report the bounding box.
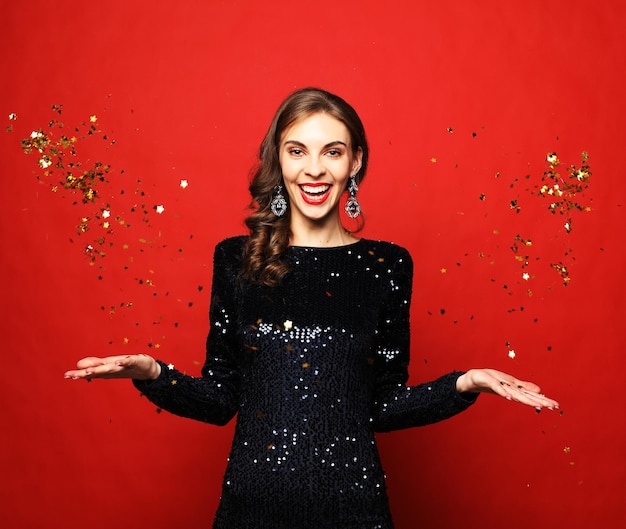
[535,151,591,230]
[546,152,559,166]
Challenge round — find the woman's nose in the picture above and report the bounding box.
[305,157,326,177]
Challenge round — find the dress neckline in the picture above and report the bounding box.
[288,238,364,251]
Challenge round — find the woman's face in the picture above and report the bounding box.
[278,112,362,230]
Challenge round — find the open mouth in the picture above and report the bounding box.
[299,183,332,204]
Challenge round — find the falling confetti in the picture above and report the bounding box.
[16,105,177,270]
[551,262,571,285]
[503,151,592,287]
[20,110,111,213]
[13,104,200,303]
[536,151,592,229]
[7,102,211,405]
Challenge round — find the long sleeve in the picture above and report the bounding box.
[370,247,478,432]
[133,238,243,426]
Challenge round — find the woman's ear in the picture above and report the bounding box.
[352,147,363,177]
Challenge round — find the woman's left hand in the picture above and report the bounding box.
[456,369,560,411]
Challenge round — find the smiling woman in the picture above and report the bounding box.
[278,113,362,243]
[64,87,559,529]
[242,88,370,286]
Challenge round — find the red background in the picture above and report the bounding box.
[1,1,624,528]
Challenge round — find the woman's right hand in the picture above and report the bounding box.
[64,354,162,381]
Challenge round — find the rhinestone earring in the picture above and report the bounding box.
[344,176,361,219]
[270,185,288,217]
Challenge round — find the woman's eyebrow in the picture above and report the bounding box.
[283,140,348,149]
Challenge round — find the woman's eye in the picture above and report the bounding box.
[326,149,341,157]
[289,148,303,156]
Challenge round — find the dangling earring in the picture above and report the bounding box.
[344,176,361,219]
[270,185,288,217]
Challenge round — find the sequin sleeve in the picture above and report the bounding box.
[132,238,243,426]
[371,246,478,432]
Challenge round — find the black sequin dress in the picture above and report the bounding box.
[134,236,477,528]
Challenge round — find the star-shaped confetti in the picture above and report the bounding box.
[546,152,559,166]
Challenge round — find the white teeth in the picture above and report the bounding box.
[301,184,330,194]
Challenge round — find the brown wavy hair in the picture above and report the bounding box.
[241,88,369,286]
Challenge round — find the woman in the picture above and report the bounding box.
[65,88,559,528]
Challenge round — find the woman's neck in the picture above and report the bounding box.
[289,224,358,248]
